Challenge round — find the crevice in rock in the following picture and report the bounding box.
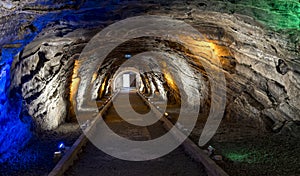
[276,59,289,75]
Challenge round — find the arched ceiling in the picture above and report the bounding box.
[0,0,299,162]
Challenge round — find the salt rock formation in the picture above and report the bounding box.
[10,28,91,130]
[0,0,298,135]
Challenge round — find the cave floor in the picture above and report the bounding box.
[152,101,300,176]
[0,123,81,176]
[208,132,300,176]
[66,90,207,176]
[1,94,299,176]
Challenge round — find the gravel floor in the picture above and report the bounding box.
[2,96,298,176]
[66,142,207,176]
[0,123,81,176]
[190,122,300,176]
[165,104,300,176]
[66,91,207,176]
[210,131,300,176]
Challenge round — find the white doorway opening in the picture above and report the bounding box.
[123,74,130,88]
[112,67,142,92]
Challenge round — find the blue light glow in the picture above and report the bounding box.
[58,142,65,150]
[0,8,80,164]
[0,12,60,163]
[0,48,32,163]
[0,0,127,164]
[125,54,132,59]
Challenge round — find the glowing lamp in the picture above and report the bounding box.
[125,54,132,59]
[58,142,65,150]
[207,145,215,156]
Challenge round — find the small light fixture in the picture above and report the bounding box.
[125,54,132,59]
[58,142,65,150]
[207,145,215,156]
[208,145,214,151]
[164,112,169,116]
[53,151,62,163]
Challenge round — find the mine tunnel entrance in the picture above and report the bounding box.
[114,71,140,91]
[122,73,136,88]
[1,1,300,175]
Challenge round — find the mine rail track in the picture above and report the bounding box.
[48,90,228,176]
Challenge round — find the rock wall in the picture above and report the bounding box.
[10,28,90,130]
[0,0,299,134]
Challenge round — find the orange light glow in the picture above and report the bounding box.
[99,77,107,98]
[100,81,106,93]
[164,72,177,90]
[178,35,217,61]
[178,35,232,68]
[70,60,80,103]
[91,72,97,83]
[208,41,231,57]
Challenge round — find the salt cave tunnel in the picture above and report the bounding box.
[0,0,299,176]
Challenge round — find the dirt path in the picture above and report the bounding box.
[66,89,207,176]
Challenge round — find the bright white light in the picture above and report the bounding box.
[58,142,65,150]
[125,54,132,59]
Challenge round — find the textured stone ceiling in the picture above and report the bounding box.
[0,0,299,161]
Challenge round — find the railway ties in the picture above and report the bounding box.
[49,89,228,176]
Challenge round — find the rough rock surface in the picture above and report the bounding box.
[1,0,299,135]
[10,28,91,130]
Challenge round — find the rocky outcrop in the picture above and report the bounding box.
[2,0,299,134]
[184,11,300,132]
[10,27,91,130]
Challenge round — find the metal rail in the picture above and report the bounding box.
[137,91,229,176]
[48,91,119,176]
[49,90,228,176]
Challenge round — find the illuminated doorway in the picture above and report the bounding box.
[122,73,136,88]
